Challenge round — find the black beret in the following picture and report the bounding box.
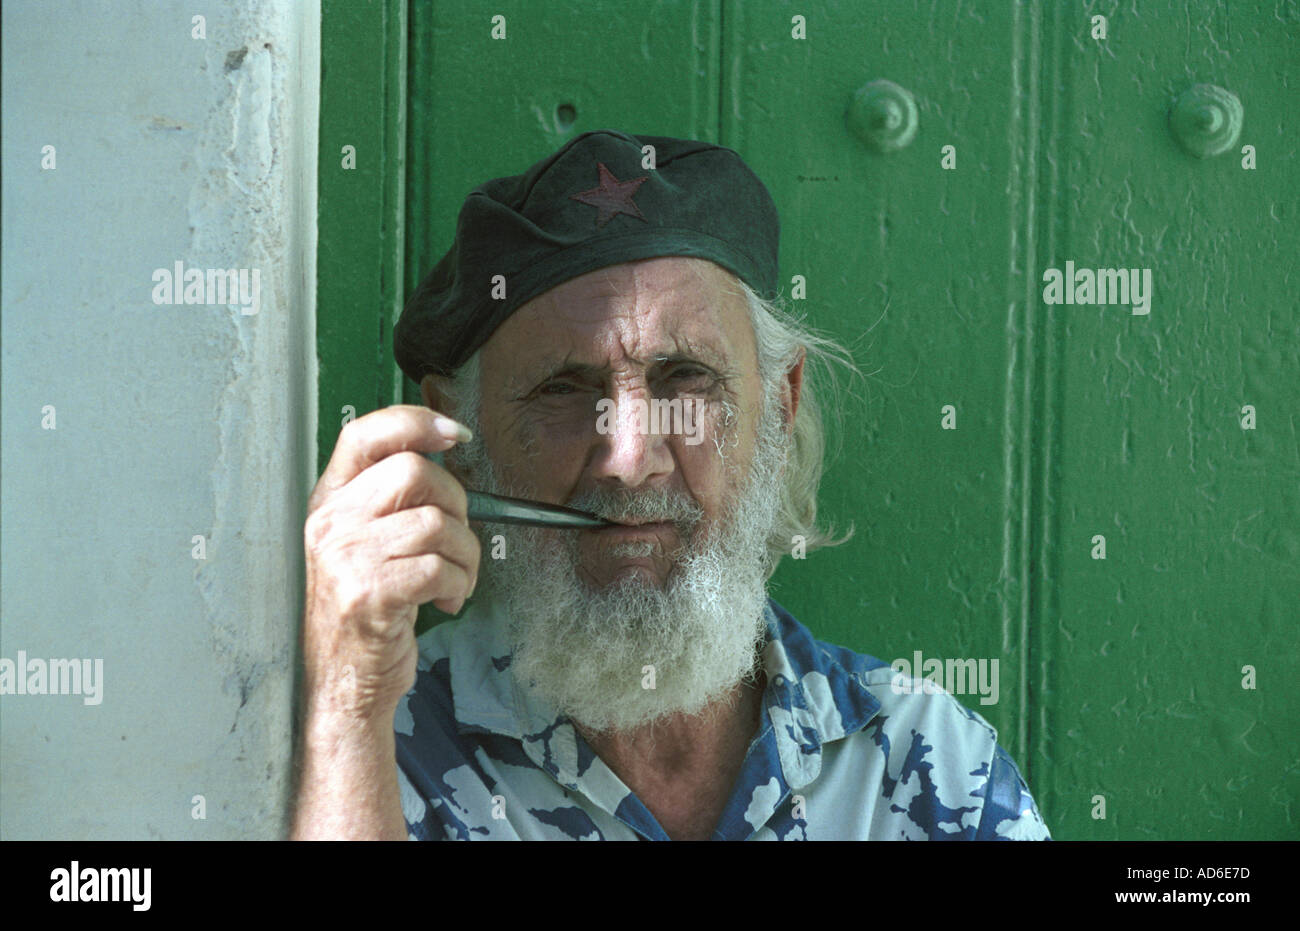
[394,129,781,382]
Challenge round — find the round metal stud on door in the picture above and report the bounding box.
[847,79,918,153]
[1169,83,1243,158]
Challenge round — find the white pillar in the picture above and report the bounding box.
[1,0,320,839]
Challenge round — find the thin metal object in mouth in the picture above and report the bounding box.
[418,452,616,527]
[421,451,618,528]
[465,491,619,529]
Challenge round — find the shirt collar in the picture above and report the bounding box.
[758,598,884,786]
[445,593,885,791]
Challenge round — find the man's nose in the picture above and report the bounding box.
[591,386,674,488]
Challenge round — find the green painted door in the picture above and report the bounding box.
[319,0,1299,839]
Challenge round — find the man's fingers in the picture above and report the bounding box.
[379,551,475,615]
[370,505,481,581]
[310,405,473,512]
[340,451,470,523]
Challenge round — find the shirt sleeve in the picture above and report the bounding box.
[974,743,1052,840]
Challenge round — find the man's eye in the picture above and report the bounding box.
[538,381,578,396]
[666,366,715,386]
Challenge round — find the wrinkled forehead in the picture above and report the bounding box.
[480,258,757,393]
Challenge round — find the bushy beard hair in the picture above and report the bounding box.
[458,381,790,736]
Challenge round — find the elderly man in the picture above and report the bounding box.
[291,130,1051,840]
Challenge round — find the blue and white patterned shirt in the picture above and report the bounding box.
[394,596,1051,840]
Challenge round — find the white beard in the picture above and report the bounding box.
[464,383,789,735]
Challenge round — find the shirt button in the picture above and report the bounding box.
[772,674,785,687]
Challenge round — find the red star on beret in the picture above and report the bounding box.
[569,162,649,227]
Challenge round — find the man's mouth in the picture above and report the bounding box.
[590,520,674,538]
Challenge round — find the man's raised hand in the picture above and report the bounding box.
[301,404,480,723]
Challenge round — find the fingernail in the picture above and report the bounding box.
[434,415,473,443]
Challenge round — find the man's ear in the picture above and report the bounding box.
[421,373,454,415]
[784,348,806,430]
[421,373,474,483]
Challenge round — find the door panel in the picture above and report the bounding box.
[318,0,1299,839]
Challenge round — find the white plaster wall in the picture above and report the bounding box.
[1,0,319,839]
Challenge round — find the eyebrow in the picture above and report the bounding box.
[510,340,732,393]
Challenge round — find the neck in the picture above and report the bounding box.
[576,671,767,821]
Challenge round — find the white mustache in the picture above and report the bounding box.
[566,486,704,532]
